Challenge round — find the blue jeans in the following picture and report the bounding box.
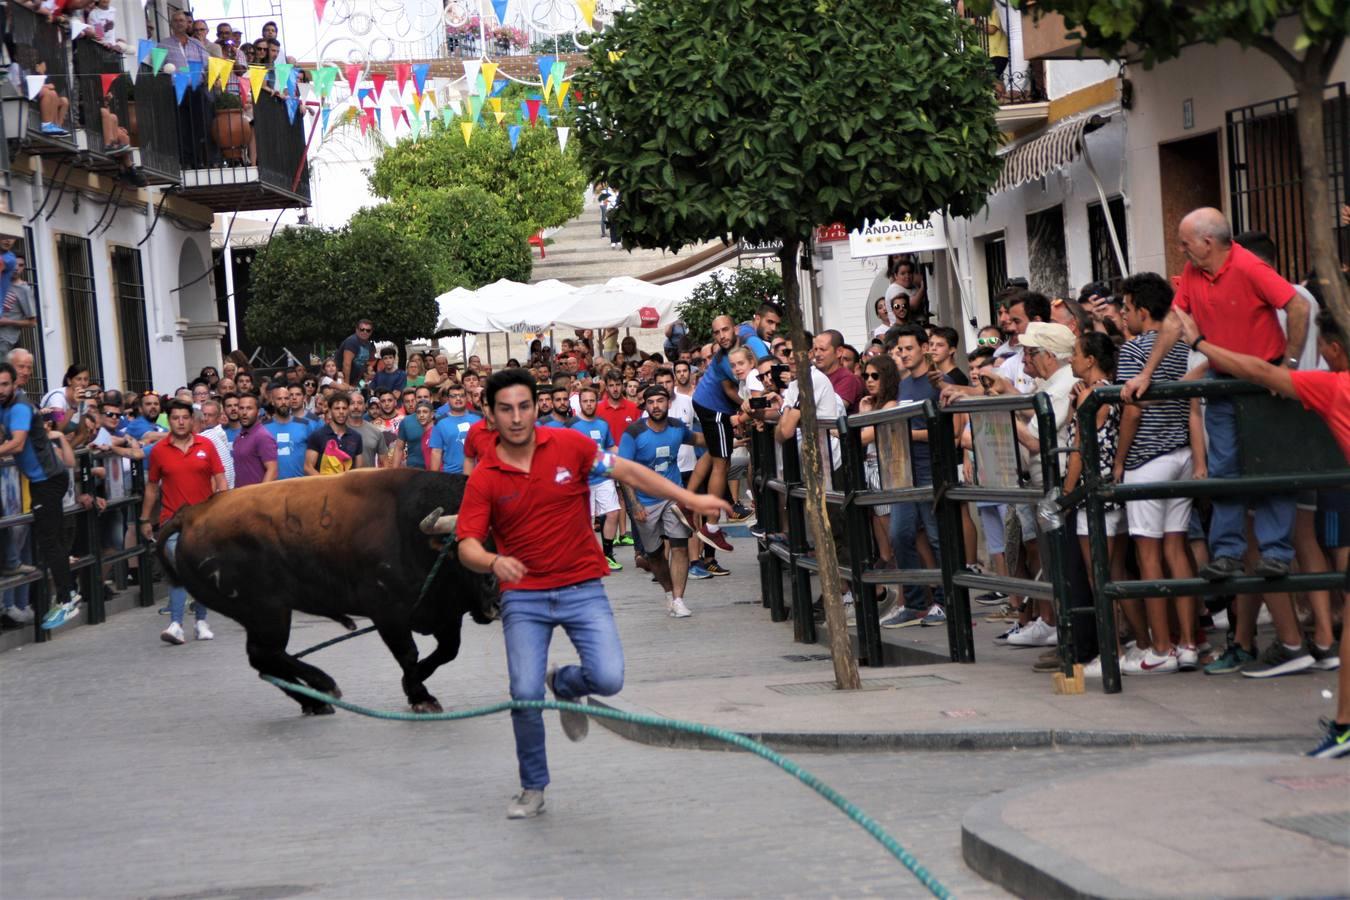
[890,498,943,611]
[2,524,31,611]
[1205,395,1295,562]
[162,532,206,626]
[501,579,624,790]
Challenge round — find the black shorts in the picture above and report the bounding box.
[693,401,734,459]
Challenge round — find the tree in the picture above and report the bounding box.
[245,222,438,352]
[576,0,1002,689]
[350,186,534,293]
[1000,0,1350,339]
[678,268,783,344]
[368,116,587,235]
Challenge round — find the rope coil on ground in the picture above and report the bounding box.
[261,662,953,899]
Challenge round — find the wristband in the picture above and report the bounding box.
[1189,334,1205,351]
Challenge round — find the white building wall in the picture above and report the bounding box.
[1045,60,1116,100]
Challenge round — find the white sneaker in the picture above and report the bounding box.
[1082,656,1103,677]
[669,597,692,618]
[1176,644,1199,670]
[1006,618,1057,647]
[1123,647,1178,675]
[195,620,214,641]
[1211,609,1230,631]
[2,605,33,625]
[161,622,186,645]
[994,623,1022,644]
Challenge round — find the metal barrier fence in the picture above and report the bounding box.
[752,390,1072,670]
[0,447,156,643]
[752,378,1348,693]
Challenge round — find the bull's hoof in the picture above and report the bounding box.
[303,703,335,716]
[328,686,343,700]
[410,699,443,714]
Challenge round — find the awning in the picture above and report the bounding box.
[992,106,1117,194]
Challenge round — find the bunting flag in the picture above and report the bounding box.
[519,99,529,122]
[99,72,120,97]
[470,94,484,124]
[126,60,139,86]
[24,75,46,101]
[412,63,430,96]
[536,55,555,89]
[396,62,412,97]
[410,110,422,138]
[286,97,299,123]
[172,70,190,103]
[557,126,570,151]
[493,110,506,125]
[149,47,167,74]
[462,60,481,94]
[390,105,404,131]
[559,80,571,105]
[312,65,338,98]
[371,72,387,100]
[490,0,509,23]
[373,107,383,128]
[574,0,596,26]
[442,107,454,127]
[508,124,521,151]
[247,65,267,102]
[489,97,502,114]
[410,91,422,116]
[475,74,487,96]
[480,62,499,91]
[70,18,86,44]
[549,61,566,101]
[207,56,232,90]
[538,103,552,125]
[274,63,293,95]
[344,63,361,92]
[321,106,331,132]
[314,0,328,21]
[460,121,474,145]
[223,0,231,13]
[359,108,370,136]
[489,78,508,98]
[186,60,204,89]
[137,38,155,65]
[357,87,373,106]
[525,98,541,125]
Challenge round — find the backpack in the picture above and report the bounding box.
[23,400,68,480]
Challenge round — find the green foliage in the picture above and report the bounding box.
[677,268,783,344]
[574,0,1003,252]
[245,224,438,349]
[531,34,581,54]
[368,113,586,234]
[350,186,533,293]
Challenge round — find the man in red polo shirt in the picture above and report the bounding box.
[1122,207,1312,582]
[454,368,728,820]
[141,400,226,645]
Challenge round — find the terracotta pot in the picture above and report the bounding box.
[211,107,252,162]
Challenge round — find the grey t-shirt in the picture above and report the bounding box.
[0,282,35,348]
[351,419,389,469]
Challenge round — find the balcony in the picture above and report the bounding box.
[951,2,1049,127]
[175,91,311,212]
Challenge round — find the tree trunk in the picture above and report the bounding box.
[779,238,862,691]
[1292,62,1350,343]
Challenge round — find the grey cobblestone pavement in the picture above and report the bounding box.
[1,547,1304,899]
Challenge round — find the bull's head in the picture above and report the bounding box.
[420,507,499,622]
[420,508,458,536]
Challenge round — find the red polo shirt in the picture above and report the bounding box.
[461,418,495,463]
[148,434,223,523]
[456,427,610,591]
[1291,369,1350,462]
[596,395,640,442]
[1173,243,1293,369]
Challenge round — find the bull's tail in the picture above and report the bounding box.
[154,514,186,587]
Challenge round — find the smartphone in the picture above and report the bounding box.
[749,396,768,410]
[924,351,936,366]
[769,364,789,389]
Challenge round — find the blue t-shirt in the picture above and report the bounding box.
[338,333,375,380]
[619,418,695,505]
[691,352,738,414]
[0,252,16,319]
[372,369,407,395]
[224,425,240,445]
[897,371,950,486]
[5,401,47,481]
[265,419,311,479]
[539,415,571,429]
[427,412,482,473]
[569,416,614,485]
[397,415,427,469]
[124,416,166,440]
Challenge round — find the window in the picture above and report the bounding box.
[16,227,47,398]
[1087,196,1129,288]
[981,232,1008,323]
[56,234,102,380]
[1226,83,1349,280]
[1025,205,1069,299]
[111,247,152,394]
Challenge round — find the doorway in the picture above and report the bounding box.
[1158,132,1222,277]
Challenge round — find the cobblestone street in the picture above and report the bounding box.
[0,555,1307,898]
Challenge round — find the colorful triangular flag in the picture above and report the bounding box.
[207,56,232,91]
[493,110,506,125]
[442,107,454,127]
[248,65,267,102]
[536,55,555,87]
[460,121,474,145]
[285,97,299,123]
[24,75,46,101]
[371,73,387,100]
[395,62,412,98]
[557,126,570,151]
[508,125,521,151]
[172,70,190,104]
[490,0,509,23]
[149,47,167,74]
[321,106,331,132]
[480,62,499,91]
[312,65,338,99]
[412,63,429,96]
[274,63,293,95]
[463,60,481,95]
[470,94,484,124]
[526,98,541,125]
[99,72,120,97]
[137,38,155,65]
[490,78,508,98]
[344,63,361,92]
[574,0,596,26]
[314,0,328,21]
[390,105,404,131]
[548,61,566,101]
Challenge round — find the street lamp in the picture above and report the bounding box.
[0,81,29,146]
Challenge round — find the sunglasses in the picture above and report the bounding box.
[977,336,1000,347]
[101,409,121,417]
[863,372,881,380]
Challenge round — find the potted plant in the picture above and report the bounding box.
[210,91,251,161]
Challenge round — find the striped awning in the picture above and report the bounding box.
[993,108,1115,194]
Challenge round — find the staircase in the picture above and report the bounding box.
[529,201,709,285]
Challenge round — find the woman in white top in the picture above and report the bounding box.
[857,354,900,570]
[871,295,892,340]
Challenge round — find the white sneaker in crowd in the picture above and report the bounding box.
[195,620,214,641]
[161,622,186,645]
[1176,644,1199,670]
[668,598,692,618]
[1123,647,1178,675]
[1006,618,1057,647]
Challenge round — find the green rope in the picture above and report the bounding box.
[261,674,952,899]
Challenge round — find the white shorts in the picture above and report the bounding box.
[1124,446,1194,539]
[590,480,620,517]
[1076,507,1127,537]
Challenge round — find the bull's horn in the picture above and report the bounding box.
[419,509,458,535]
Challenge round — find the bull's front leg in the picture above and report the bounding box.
[374,619,441,713]
[413,618,464,688]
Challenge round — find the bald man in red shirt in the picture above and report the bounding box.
[452,368,728,820]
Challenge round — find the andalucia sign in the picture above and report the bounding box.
[847,214,946,258]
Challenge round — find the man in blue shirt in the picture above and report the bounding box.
[619,386,703,617]
[737,302,781,351]
[881,325,952,629]
[265,384,311,479]
[338,319,376,386]
[570,386,622,571]
[371,348,407,395]
[541,385,573,427]
[123,392,168,443]
[428,385,482,474]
